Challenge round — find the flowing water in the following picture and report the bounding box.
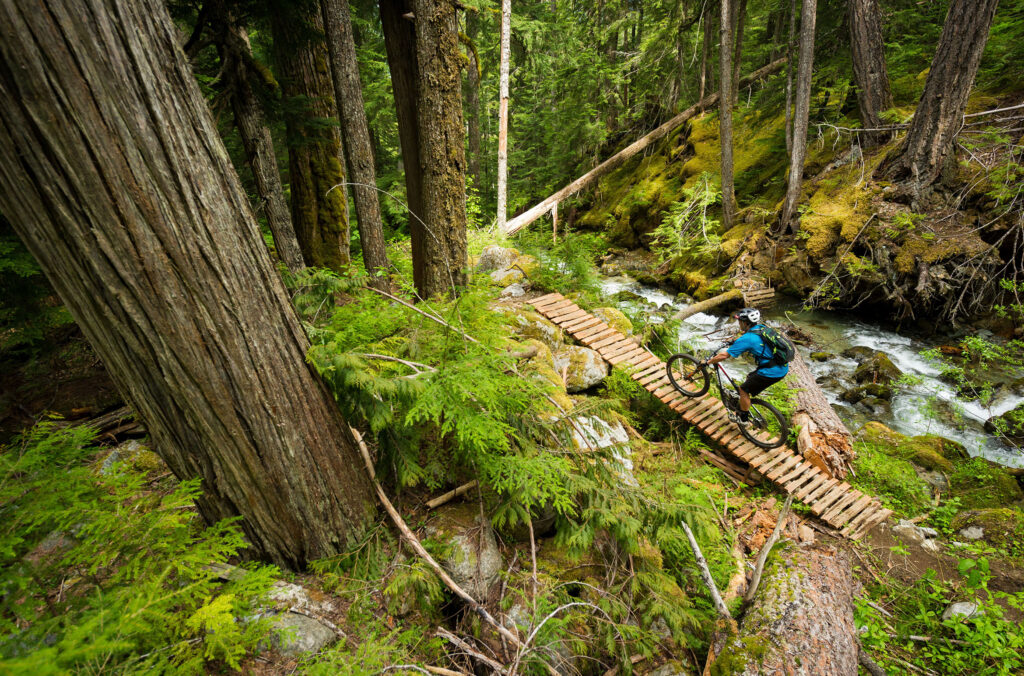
[600,276,1024,468]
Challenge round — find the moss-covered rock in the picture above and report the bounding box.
[507,309,564,350]
[840,383,893,403]
[853,352,903,385]
[948,457,1024,510]
[424,502,504,599]
[809,352,831,362]
[591,306,633,335]
[950,508,1024,550]
[858,421,954,473]
[553,345,610,392]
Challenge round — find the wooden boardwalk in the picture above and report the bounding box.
[530,292,892,540]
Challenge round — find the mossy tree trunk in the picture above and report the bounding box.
[208,0,305,274]
[730,0,747,105]
[321,0,392,289]
[788,350,854,478]
[718,0,736,230]
[271,3,350,271]
[848,0,892,147]
[779,0,817,233]
[413,0,469,296]
[699,2,714,107]
[380,0,428,291]
[0,0,375,569]
[709,546,858,675]
[879,0,1000,200]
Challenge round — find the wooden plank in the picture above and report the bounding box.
[652,384,677,399]
[810,484,848,514]
[530,293,563,308]
[547,304,583,320]
[703,416,732,438]
[577,323,612,340]
[604,341,641,360]
[822,490,863,524]
[634,362,664,379]
[767,455,802,481]
[580,328,619,345]
[832,495,874,529]
[681,398,715,422]
[840,502,879,538]
[609,348,649,365]
[757,450,796,475]
[591,334,627,350]
[562,315,601,332]
[538,299,574,314]
[796,474,832,502]
[691,403,723,427]
[851,508,892,540]
[747,446,785,469]
[784,469,820,494]
[552,308,587,324]
[801,477,837,503]
[731,442,763,462]
[778,461,812,486]
[640,373,669,389]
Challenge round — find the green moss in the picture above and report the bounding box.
[591,307,632,335]
[850,440,933,517]
[950,508,1024,552]
[709,633,768,676]
[858,421,954,473]
[948,457,1024,510]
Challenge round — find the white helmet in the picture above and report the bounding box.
[735,307,761,324]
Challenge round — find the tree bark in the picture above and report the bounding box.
[698,2,714,107]
[321,0,392,289]
[0,0,374,569]
[413,0,468,296]
[779,0,817,233]
[504,58,786,236]
[711,546,859,675]
[787,350,854,478]
[718,0,736,230]
[208,1,305,274]
[880,0,1000,199]
[379,0,427,292]
[496,0,511,233]
[671,288,743,321]
[465,10,482,192]
[730,0,747,105]
[848,0,892,147]
[784,0,796,156]
[271,4,350,270]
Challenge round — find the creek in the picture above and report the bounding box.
[600,276,1024,468]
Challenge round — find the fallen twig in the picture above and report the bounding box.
[680,520,730,619]
[436,627,508,675]
[425,481,479,509]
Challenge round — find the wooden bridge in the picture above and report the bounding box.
[530,292,892,540]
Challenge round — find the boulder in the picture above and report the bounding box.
[490,267,525,287]
[268,612,337,657]
[840,346,875,362]
[840,382,893,404]
[892,519,941,550]
[424,503,504,600]
[855,397,891,416]
[646,660,697,676]
[501,282,526,298]
[591,306,633,335]
[942,602,981,622]
[950,508,1024,549]
[809,351,831,362]
[568,415,635,486]
[508,309,564,350]
[858,422,956,473]
[476,245,519,273]
[853,352,903,385]
[553,345,610,392]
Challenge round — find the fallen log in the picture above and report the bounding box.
[786,347,854,479]
[503,57,787,236]
[709,545,859,675]
[672,288,744,322]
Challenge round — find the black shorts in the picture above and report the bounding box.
[740,371,784,398]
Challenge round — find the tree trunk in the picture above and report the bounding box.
[718,0,736,230]
[699,2,714,109]
[496,0,511,233]
[880,0,1000,199]
[671,288,743,321]
[379,0,427,292]
[779,0,817,233]
[710,546,859,675]
[209,1,305,273]
[321,0,392,289]
[0,0,374,569]
[504,58,786,235]
[787,350,854,478]
[784,0,796,156]
[730,0,747,105]
[271,5,350,271]
[413,0,468,296]
[465,11,482,192]
[848,0,892,147]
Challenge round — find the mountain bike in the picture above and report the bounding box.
[665,344,789,449]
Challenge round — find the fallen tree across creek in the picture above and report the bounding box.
[503,57,788,236]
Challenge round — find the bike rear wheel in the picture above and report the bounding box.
[738,397,789,449]
[666,354,710,397]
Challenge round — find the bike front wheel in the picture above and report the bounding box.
[666,354,710,397]
[739,397,789,449]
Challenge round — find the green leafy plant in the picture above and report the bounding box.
[651,172,721,264]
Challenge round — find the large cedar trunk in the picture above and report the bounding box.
[880,0,1000,198]
[465,11,483,191]
[209,1,305,273]
[779,0,817,232]
[710,546,858,675]
[0,0,374,569]
[496,0,511,233]
[271,4,350,271]
[321,0,392,288]
[788,351,854,478]
[380,0,428,292]
[848,0,892,147]
[718,0,736,230]
[413,0,469,296]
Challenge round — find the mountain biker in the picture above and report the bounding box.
[704,308,789,422]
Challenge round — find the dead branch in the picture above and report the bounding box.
[426,480,479,509]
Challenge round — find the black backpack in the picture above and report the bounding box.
[750,325,796,367]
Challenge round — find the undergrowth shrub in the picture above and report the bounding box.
[849,441,932,518]
[0,423,275,673]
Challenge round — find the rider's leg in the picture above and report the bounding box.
[738,387,751,413]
